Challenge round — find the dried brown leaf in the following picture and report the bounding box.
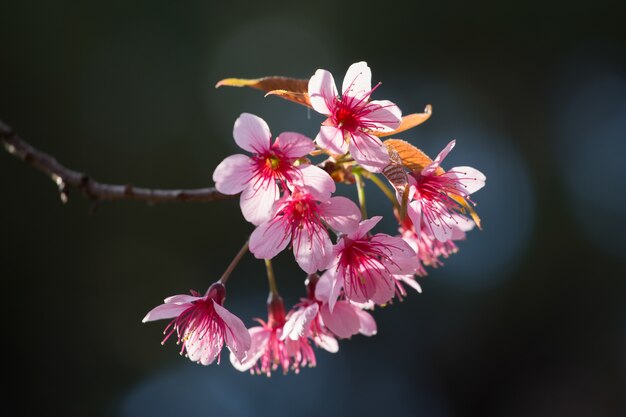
[215,77,311,107]
[384,139,444,175]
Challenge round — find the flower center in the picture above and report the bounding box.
[339,239,389,285]
[334,102,359,133]
[266,154,281,170]
[250,150,298,191]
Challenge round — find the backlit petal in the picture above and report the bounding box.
[213,300,252,361]
[249,218,291,260]
[239,182,279,225]
[320,196,361,234]
[446,166,486,194]
[233,113,271,153]
[316,125,348,155]
[274,132,315,159]
[320,301,360,339]
[212,154,253,194]
[360,100,402,132]
[296,164,336,201]
[142,302,191,323]
[293,224,332,274]
[308,69,337,115]
[349,133,389,173]
[342,61,372,99]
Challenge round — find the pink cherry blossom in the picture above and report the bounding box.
[401,140,486,242]
[324,217,421,310]
[282,274,376,342]
[230,295,318,376]
[142,282,251,365]
[314,272,377,338]
[249,174,361,274]
[213,113,326,225]
[399,213,470,276]
[308,61,402,173]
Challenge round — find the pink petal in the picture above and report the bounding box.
[282,303,319,341]
[355,308,377,336]
[342,266,380,303]
[423,140,456,175]
[212,154,253,195]
[341,61,372,99]
[308,69,338,116]
[230,327,269,372]
[295,164,335,201]
[292,224,332,274]
[249,218,291,260]
[316,125,348,155]
[452,214,475,234]
[353,216,383,239]
[233,113,271,154]
[371,234,419,274]
[407,200,422,234]
[328,269,344,313]
[185,331,221,365]
[163,294,203,304]
[142,302,191,323]
[320,301,360,338]
[313,333,339,353]
[446,166,486,194]
[360,100,402,132]
[388,254,421,276]
[239,182,279,225]
[213,300,252,361]
[320,196,361,234]
[348,134,390,173]
[314,268,333,304]
[395,274,422,294]
[423,211,467,243]
[370,271,396,305]
[274,132,315,159]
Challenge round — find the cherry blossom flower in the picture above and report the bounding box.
[401,140,486,242]
[142,282,251,366]
[213,113,326,225]
[249,172,361,274]
[324,216,421,310]
[399,213,472,276]
[230,295,325,376]
[308,61,402,172]
[282,274,377,342]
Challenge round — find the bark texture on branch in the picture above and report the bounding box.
[0,119,234,204]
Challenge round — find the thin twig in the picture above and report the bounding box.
[0,118,235,204]
[353,171,368,219]
[219,240,249,285]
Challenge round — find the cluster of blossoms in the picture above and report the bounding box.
[143,62,486,375]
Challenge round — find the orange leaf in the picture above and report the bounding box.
[265,89,311,107]
[384,139,443,175]
[215,77,311,107]
[375,105,432,137]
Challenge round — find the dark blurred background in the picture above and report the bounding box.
[1,1,625,416]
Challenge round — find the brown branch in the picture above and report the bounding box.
[0,118,235,204]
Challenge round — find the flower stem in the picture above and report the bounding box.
[218,239,249,285]
[364,173,401,211]
[264,259,280,296]
[353,171,368,219]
